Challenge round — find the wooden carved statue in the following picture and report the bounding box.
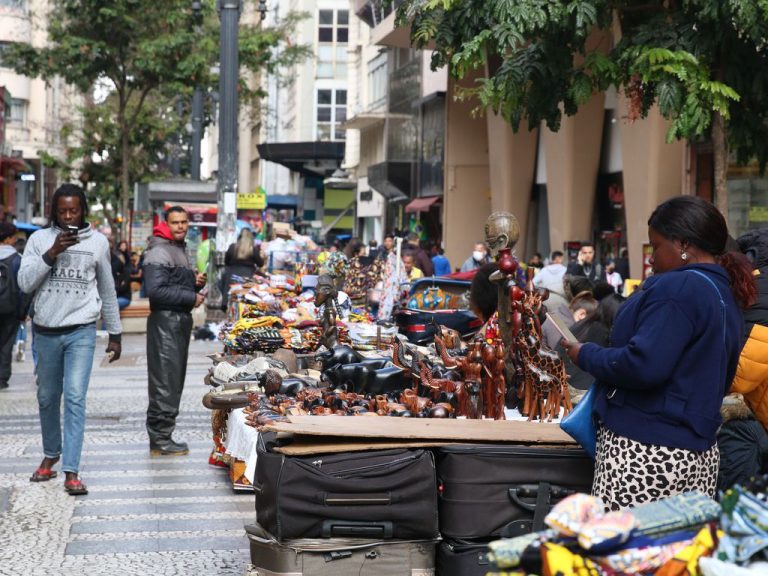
[314,274,340,350]
[514,298,573,421]
[484,211,521,352]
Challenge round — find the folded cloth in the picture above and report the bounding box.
[577,511,636,552]
[631,491,721,536]
[719,486,768,564]
[545,493,605,537]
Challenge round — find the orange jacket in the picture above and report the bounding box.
[730,322,768,431]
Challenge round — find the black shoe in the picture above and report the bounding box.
[150,440,189,456]
[0,382,8,390]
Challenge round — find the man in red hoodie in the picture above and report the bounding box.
[142,206,205,455]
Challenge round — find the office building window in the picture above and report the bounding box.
[316,89,347,141]
[317,9,348,79]
[367,52,388,110]
[9,98,27,125]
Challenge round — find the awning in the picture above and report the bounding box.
[257,141,345,178]
[267,194,299,209]
[0,156,33,173]
[405,196,441,213]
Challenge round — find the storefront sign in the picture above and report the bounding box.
[237,189,267,210]
[749,206,768,223]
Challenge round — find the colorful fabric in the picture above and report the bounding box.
[578,511,636,552]
[630,491,721,537]
[592,425,719,511]
[654,525,719,576]
[545,493,606,537]
[718,486,768,564]
[487,530,555,569]
[540,541,605,576]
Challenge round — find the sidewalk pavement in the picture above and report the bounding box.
[0,332,252,576]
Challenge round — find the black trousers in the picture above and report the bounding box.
[146,310,193,445]
[0,315,18,385]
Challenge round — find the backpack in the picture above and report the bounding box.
[0,253,20,316]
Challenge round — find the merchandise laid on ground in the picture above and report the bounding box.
[198,265,768,576]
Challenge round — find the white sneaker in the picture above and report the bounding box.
[16,348,25,362]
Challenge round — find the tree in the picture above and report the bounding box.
[399,0,768,220]
[6,0,308,236]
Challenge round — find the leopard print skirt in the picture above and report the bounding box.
[591,425,719,511]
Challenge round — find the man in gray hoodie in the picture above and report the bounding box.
[18,184,121,496]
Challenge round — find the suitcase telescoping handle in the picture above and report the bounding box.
[323,492,392,506]
[508,483,577,532]
[321,520,394,538]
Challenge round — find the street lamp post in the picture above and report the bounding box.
[208,0,268,308]
[208,0,242,309]
[190,0,204,181]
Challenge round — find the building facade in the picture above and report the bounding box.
[359,5,768,279]
[0,0,77,223]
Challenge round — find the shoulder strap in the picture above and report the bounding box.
[687,269,726,344]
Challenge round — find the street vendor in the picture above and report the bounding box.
[563,196,756,510]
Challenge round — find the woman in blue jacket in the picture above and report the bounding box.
[563,196,756,510]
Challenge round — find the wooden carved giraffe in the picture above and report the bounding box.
[515,303,573,420]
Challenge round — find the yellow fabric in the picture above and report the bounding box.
[541,542,602,576]
[730,323,768,431]
[653,525,719,576]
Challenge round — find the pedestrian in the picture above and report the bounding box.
[730,227,768,430]
[562,196,756,510]
[19,184,122,495]
[377,234,395,260]
[566,243,605,283]
[402,254,423,281]
[533,250,568,312]
[527,252,544,270]
[402,233,434,276]
[614,247,630,282]
[109,236,132,310]
[143,206,206,456]
[604,259,623,294]
[129,250,143,293]
[430,243,452,276]
[460,242,491,273]
[0,222,23,389]
[221,228,263,310]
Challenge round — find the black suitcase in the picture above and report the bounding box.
[436,444,594,539]
[255,436,439,541]
[245,522,438,576]
[435,539,491,576]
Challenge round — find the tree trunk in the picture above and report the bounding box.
[712,111,729,225]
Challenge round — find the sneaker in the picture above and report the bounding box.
[16,345,25,362]
[150,440,189,456]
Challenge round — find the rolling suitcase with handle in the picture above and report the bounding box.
[436,444,594,539]
[245,522,437,576]
[255,434,439,540]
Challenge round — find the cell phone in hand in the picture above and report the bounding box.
[546,312,578,344]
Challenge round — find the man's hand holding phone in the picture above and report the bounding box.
[47,226,80,260]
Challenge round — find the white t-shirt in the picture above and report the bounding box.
[606,271,623,292]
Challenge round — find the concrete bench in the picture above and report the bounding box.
[120,298,150,333]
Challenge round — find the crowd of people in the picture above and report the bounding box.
[3,187,768,513]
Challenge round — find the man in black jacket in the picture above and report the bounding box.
[143,206,205,455]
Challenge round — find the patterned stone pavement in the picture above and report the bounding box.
[0,331,252,575]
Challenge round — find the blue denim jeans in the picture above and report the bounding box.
[34,324,96,474]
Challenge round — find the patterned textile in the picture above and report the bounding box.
[592,425,719,511]
[578,511,637,552]
[718,486,768,564]
[545,493,606,537]
[377,251,407,322]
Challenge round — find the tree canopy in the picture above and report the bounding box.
[6,0,308,234]
[399,0,768,214]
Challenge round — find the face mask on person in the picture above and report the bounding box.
[473,250,485,262]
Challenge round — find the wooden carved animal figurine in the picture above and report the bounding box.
[515,308,572,420]
[314,274,341,350]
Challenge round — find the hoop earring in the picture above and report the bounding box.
[681,252,688,261]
